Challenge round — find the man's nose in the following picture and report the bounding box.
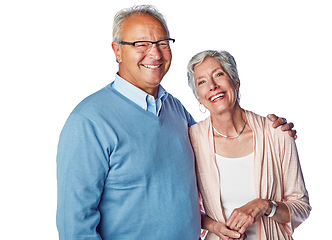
[147,44,162,59]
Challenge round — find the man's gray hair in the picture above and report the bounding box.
[113,5,170,43]
[187,50,240,99]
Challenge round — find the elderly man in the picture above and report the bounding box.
[56,5,295,240]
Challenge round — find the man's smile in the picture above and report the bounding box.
[141,64,162,69]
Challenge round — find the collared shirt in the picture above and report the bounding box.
[112,74,168,116]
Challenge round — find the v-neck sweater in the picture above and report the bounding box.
[57,84,201,239]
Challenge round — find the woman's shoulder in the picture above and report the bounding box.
[246,110,291,140]
[190,116,210,133]
[189,117,212,147]
[245,110,267,126]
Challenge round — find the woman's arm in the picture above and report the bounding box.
[225,198,290,235]
[266,200,290,223]
[279,134,311,232]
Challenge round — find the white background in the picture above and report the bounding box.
[1,0,331,239]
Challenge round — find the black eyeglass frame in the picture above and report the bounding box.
[119,38,175,49]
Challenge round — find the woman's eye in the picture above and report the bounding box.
[216,72,224,77]
[198,80,205,86]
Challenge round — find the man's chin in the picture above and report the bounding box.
[143,73,165,85]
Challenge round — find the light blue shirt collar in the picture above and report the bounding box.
[112,74,168,116]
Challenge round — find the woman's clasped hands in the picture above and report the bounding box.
[210,199,269,239]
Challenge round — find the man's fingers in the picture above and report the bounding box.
[267,114,278,121]
[281,122,294,131]
[288,129,297,139]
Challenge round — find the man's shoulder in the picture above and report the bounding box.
[164,93,196,126]
[164,92,183,105]
[72,84,117,113]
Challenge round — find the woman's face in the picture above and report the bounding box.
[194,57,239,115]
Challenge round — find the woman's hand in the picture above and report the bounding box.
[201,213,244,239]
[226,199,269,235]
[210,221,246,240]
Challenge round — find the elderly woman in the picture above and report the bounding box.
[187,50,311,240]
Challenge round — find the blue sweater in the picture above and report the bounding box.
[56,84,201,240]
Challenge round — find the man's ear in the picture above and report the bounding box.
[112,42,122,63]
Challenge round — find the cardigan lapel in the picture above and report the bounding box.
[194,116,225,223]
[245,110,264,199]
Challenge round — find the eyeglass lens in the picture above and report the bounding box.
[134,40,173,52]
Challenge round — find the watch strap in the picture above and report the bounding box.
[265,199,278,217]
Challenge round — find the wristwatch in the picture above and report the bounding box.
[265,199,278,217]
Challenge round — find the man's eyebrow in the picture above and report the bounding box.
[133,36,169,41]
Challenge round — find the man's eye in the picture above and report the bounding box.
[136,42,149,47]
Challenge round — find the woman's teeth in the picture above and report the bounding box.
[210,93,225,101]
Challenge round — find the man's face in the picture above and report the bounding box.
[112,14,172,97]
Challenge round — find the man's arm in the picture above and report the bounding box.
[56,113,109,239]
[267,114,297,139]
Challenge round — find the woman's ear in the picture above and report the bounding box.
[235,79,240,90]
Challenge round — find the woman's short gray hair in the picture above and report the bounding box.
[187,50,240,99]
[113,5,170,43]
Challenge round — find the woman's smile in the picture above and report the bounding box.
[209,92,226,102]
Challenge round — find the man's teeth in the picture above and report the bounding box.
[142,64,161,69]
[210,93,225,101]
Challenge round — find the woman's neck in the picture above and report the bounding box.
[210,104,246,137]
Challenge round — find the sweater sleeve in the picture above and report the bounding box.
[56,112,110,239]
[278,131,311,234]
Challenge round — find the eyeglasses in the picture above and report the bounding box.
[119,38,175,53]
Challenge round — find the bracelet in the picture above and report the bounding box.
[265,199,278,217]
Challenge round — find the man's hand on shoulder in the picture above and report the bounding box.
[267,114,297,140]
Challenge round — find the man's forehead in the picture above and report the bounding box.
[123,13,160,25]
[120,14,167,39]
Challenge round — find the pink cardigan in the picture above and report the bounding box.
[189,110,311,240]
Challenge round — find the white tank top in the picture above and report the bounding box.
[215,152,256,240]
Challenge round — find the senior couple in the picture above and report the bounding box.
[56,5,310,240]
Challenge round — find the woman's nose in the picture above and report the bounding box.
[209,80,218,91]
